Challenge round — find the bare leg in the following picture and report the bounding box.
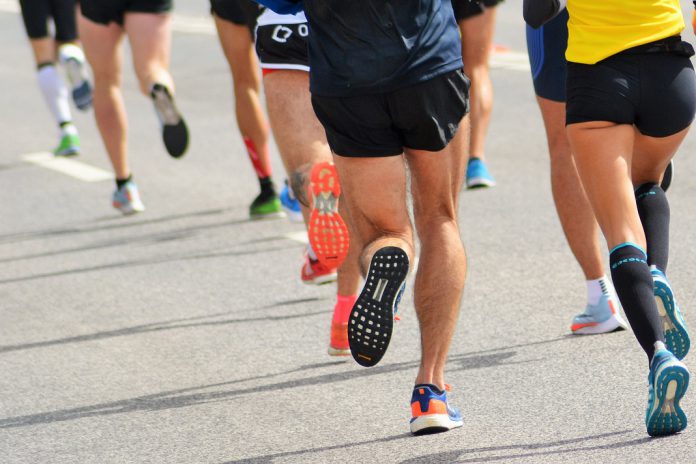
[28,38,56,64]
[459,8,496,161]
[123,12,174,95]
[214,17,272,178]
[537,97,604,279]
[78,15,129,179]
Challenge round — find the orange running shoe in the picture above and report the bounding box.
[308,162,349,269]
[300,252,337,286]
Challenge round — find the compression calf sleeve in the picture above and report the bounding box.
[37,63,72,127]
[610,243,664,361]
[635,183,670,272]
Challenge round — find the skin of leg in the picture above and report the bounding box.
[567,122,645,250]
[631,127,689,186]
[537,97,605,279]
[406,122,468,389]
[78,15,130,179]
[123,12,174,95]
[214,17,272,176]
[28,38,56,64]
[264,70,362,295]
[459,8,496,160]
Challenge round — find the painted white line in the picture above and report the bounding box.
[21,152,113,182]
[0,0,18,13]
[282,231,308,244]
[172,14,216,35]
[490,50,531,72]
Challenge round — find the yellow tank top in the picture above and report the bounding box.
[566,0,685,64]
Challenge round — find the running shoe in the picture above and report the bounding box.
[661,161,673,192]
[301,253,337,285]
[410,384,463,435]
[151,83,189,158]
[112,180,145,215]
[349,246,409,367]
[308,162,349,269]
[570,294,628,335]
[54,133,80,157]
[59,44,93,111]
[249,190,283,219]
[280,181,304,223]
[652,268,690,360]
[466,157,496,189]
[646,349,689,436]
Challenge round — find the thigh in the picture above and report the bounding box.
[50,0,78,42]
[124,12,171,73]
[20,0,51,39]
[632,126,690,185]
[78,14,123,84]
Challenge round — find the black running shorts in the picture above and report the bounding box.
[255,21,309,72]
[210,0,260,39]
[311,69,471,157]
[566,38,696,137]
[80,0,172,25]
[20,0,78,41]
[451,0,504,21]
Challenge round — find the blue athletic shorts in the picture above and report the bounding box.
[525,8,568,102]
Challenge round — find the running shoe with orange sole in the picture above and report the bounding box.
[300,252,337,286]
[308,162,349,269]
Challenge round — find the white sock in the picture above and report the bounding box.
[587,275,613,306]
[37,64,72,127]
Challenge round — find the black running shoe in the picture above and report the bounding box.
[661,161,673,192]
[151,83,189,158]
[349,246,409,367]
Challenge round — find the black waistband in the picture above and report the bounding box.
[621,35,694,57]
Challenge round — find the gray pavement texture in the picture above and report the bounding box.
[1,2,696,463]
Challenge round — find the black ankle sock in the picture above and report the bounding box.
[116,174,132,190]
[635,183,670,272]
[610,243,664,361]
[259,176,275,196]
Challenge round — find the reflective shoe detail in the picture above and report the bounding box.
[54,133,80,157]
[249,191,283,219]
[652,269,690,360]
[301,253,337,286]
[308,162,349,269]
[466,158,496,189]
[349,247,409,367]
[280,182,304,223]
[646,350,689,437]
[112,180,145,215]
[151,83,189,158]
[571,295,628,335]
[410,384,463,435]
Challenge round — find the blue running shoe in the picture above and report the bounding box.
[652,268,690,360]
[280,181,303,223]
[349,246,409,367]
[466,157,496,189]
[410,384,463,435]
[112,180,145,215]
[571,294,627,335]
[646,349,689,436]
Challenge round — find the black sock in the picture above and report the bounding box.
[610,243,664,362]
[635,183,670,272]
[259,176,276,196]
[116,174,132,190]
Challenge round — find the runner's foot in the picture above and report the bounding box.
[151,83,189,158]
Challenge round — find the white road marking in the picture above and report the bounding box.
[0,0,18,12]
[490,50,532,72]
[21,152,113,182]
[172,14,216,35]
[282,231,308,244]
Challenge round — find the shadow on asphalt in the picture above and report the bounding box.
[400,431,651,463]
[0,345,536,429]
[0,297,328,354]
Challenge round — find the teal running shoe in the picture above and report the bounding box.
[54,133,80,157]
[280,181,303,223]
[466,157,496,189]
[112,180,145,215]
[646,349,689,437]
[571,294,627,335]
[652,268,690,360]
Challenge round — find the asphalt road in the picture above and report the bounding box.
[1,2,696,463]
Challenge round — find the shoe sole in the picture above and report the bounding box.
[654,276,690,360]
[571,314,628,335]
[327,346,351,356]
[410,414,463,435]
[308,162,349,269]
[152,85,189,158]
[301,272,337,286]
[466,177,496,189]
[54,148,79,157]
[112,201,144,215]
[349,247,409,367]
[281,205,304,224]
[647,363,689,436]
[250,211,285,220]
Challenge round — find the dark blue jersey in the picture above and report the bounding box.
[254,0,463,96]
